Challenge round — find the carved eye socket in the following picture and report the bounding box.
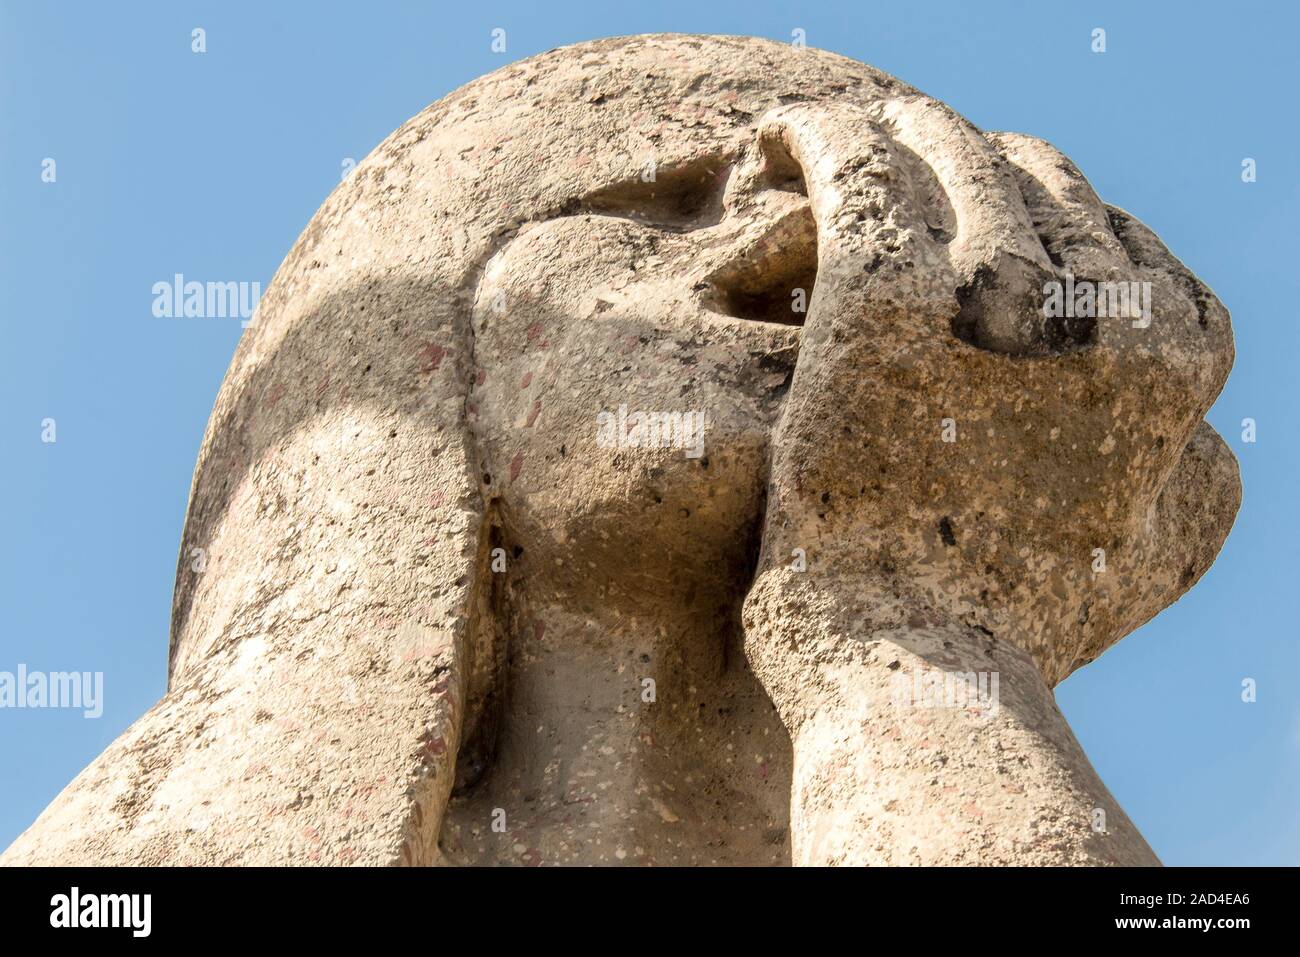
[579,154,731,230]
[568,141,819,328]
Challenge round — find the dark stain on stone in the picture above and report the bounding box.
[939,516,957,547]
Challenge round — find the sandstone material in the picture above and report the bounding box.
[3,35,1238,866]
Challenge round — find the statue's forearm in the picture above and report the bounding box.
[743,573,1159,865]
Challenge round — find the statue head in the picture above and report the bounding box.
[165,35,1237,700]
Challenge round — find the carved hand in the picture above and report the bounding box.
[740,100,1240,864]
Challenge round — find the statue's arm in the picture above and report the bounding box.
[737,100,1236,866]
[3,180,490,867]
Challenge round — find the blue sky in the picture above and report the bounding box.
[1,1,1295,864]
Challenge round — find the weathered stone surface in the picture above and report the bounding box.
[3,34,1237,866]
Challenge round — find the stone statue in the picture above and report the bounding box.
[3,35,1238,867]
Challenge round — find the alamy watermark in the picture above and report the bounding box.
[50,887,150,937]
[890,667,1000,717]
[152,273,262,327]
[0,665,103,718]
[596,404,706,459]
[1043,274,1152,329]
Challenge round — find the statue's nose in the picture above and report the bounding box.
[698,188,818,327]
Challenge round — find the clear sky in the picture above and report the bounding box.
[2,1,1295,865]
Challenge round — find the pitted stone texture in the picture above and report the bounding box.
[3,34,1236,867]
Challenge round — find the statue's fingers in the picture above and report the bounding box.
[881,97,1051,278]
[984,132,1130,283]
[976,135,1234,510]
[1100,204,1234,409]
[749,102,953,523]
[1061,420,1241,680]
[753,101,950,349]
[880,95,1060,355]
